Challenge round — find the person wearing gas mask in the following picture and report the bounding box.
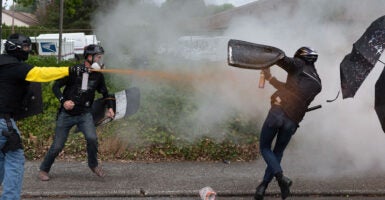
[254,47,322,200]
[38,44,114,181]
[0,33,88,200]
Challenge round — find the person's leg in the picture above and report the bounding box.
[259,107,283,176]
[77,113,99,169]
[2,149,24,200]
[40,112,73,173]
[262,166,275,184]
[272,119,297,166]
[272,116,297,199]
[78,113,104,177]
[255,107,282,200]
[0,119,25,200]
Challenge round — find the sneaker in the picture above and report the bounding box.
[38,170,50,181]
[90,166,105,177]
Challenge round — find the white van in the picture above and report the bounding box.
[33,32,100,60]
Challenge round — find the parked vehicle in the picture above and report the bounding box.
[31,32,100,60]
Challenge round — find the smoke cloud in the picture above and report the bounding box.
[93,0,385,176]
[93,0,269,142]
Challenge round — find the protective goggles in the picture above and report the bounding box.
[6,41,32,52]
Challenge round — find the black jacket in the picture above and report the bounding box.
[53,64,113,115]
[269,56,322,124]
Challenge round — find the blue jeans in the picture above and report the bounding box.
[40,111,99,172]
[259,106,297,184]
[0,118,25,200]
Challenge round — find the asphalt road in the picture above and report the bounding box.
[24,196,385,199]
[18,160,385,200]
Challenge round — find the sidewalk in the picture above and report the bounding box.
[22,159,385,198]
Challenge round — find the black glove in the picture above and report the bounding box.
[262,68,272,81]
[69,65,89,77]
[2,129,23,153]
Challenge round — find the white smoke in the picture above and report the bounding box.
[93,0,270,141]
[93,0,385,176]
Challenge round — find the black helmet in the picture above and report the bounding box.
[83,44,104,59]
[294,47,318,63]
[5,33,32,61]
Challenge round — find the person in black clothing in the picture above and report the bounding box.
[254,47,322,200]
[0,33,87,199]
[38,44,115,181]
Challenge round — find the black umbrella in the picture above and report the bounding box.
[340,15,385,99]
[340,15,385,132]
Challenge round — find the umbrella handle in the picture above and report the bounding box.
[326,90,340,103]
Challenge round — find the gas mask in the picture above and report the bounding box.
[90,54,104,70]
[6,41,31,61]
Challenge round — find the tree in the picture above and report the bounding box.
[37,0,96,31]
[12,0,119,32]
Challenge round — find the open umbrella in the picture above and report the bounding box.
[340,15,385,98]
[340,15,385,132]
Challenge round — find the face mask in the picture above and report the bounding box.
[18,51,29,61]
[91,62,102,70]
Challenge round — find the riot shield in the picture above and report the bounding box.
[227,39,285,70]
[92,87,140,126]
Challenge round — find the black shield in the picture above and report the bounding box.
[227,39,285,70]
[92,87,140,126]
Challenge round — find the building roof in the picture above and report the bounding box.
[2,10,39,26]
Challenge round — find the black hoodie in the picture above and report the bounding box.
[269,56,322,124]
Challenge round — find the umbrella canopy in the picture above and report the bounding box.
[375,67,385,132]
[340,15,385,98]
